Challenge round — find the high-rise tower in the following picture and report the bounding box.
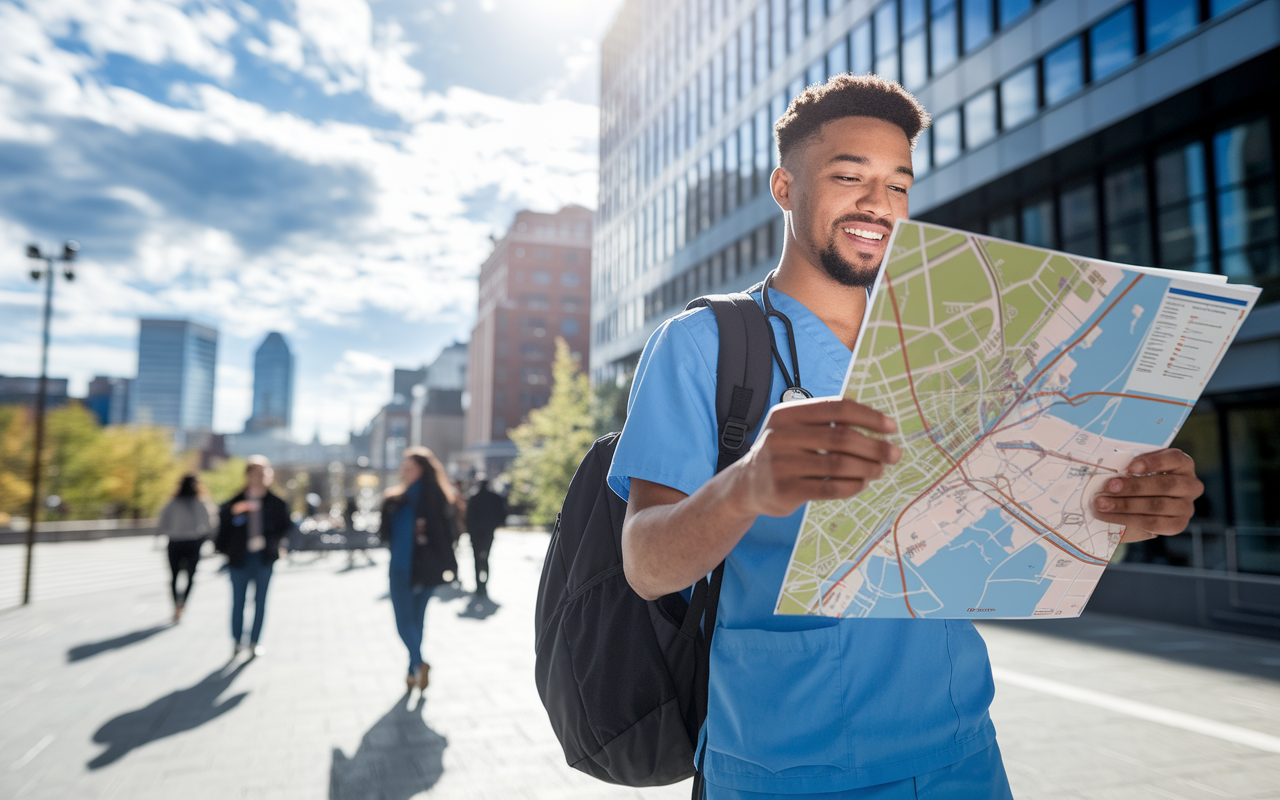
[246,332,294,433]
[133,319,218,449]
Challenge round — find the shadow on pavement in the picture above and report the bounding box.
[432,583,470,602]
[983,611,1280,681]
[87,662,250,769]
[329,695,446,800]
[67,624,171,663]
[458,594,500,620]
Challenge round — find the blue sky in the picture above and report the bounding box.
[0,0,621,441]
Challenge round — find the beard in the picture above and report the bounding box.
[815,214,890,289]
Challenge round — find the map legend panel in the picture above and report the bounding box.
[1123,283,1255,401]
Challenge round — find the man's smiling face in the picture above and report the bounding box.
[777,115,914,287]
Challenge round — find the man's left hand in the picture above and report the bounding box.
[1092,448,1204,542]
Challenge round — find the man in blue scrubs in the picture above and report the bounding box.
[608,75,1204,798]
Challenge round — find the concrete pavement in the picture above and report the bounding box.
[1,533,1279,799]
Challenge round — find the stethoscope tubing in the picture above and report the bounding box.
[761,271,812,402]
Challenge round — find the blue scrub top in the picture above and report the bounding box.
[607,288,996,795]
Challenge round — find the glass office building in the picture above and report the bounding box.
[133,319,218,450]
[246,332,294,433]
[594,0,1280,635]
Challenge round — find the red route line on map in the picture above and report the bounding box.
[817,268,1147,617]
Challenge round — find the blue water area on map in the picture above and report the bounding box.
[1017,274,1188,447]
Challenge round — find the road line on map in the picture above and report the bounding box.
[992,666,1280,754]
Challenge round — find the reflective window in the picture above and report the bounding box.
[933,110,961,165]
[874,1,899,82]
[699,155,712,232]
[699,64,712,135]
[755,105,771,176]
[998,0,1032,27]
[1043,37,1083,105]
[789,75,805,100]
[931,0,959,75]
[902,32,927,89]
[755,3,770,82]
[902,0,927,89]
[1020,197,1055,247]
[1214,119,1279,291]
[1060,180,1101,257]
[726,36,739,110]
[1000,64,1038,130]
[1104,162,1152,265]
[740,120,756,196]
[827,37,849,77]
[988,210,1017,241]
[807,58,825,86]
[771,0,788,67]
[808,0,827,34]
[852,20,872,74]
[711,144,725,223]
[561,271,581,287]
[712,49,725,125]
[789,0,806,52]
[1211,0,1250,15]
[963,0,993,52]
[1228,404,1280,529]
[1146,0,1198,50]
[1155,142,1211,272]
[1090,5,1137,82]
[912,127,932,176]
[964,89,997,148]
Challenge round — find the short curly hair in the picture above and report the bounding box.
[774,74,931,165]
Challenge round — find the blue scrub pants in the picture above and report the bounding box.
[389,571,434,674]
[708,741,1013,799]
[229,551,273,644]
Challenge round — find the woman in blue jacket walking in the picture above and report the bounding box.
[378,446,459,691]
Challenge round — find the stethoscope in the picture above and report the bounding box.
[761,271,813,403]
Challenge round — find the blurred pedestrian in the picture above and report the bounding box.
[377,446,459,691]
[157,474,216,623]
[215,456,291,659]
[464,477,506,597]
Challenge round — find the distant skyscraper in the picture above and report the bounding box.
[86,376,131,426]
[245,332,294,433]
[133,319,217,449]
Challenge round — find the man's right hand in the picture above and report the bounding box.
[231,500,260,515]
[736,397,901,518]
[622,397,900,600]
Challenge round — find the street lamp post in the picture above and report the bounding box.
[22,241,78,606]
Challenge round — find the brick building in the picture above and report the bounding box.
[463,205,593,476]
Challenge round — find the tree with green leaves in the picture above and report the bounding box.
[507,339,599,527]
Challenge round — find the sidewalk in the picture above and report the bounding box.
[1,533,1279,799]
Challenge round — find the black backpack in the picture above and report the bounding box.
[533,292,772,789]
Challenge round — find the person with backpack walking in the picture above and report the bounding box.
[377,446,459,691]
[599,75,1204,798]
[157,474,216,623]
[464,477,506,596]
[215,455,292,660]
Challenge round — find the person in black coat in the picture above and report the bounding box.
[464,477,507,596]
[377,446,459,691]
[215,456,292,659]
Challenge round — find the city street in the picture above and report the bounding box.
[2,533,1279,799]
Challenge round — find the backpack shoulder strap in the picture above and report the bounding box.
[682,291,774,797]
[684,293,773,471]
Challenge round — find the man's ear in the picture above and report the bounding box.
[771,166,793,211]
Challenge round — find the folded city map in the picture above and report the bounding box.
[776,221,1261,620]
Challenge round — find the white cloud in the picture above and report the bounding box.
[0,0,599,442]
[214,362,252,432]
